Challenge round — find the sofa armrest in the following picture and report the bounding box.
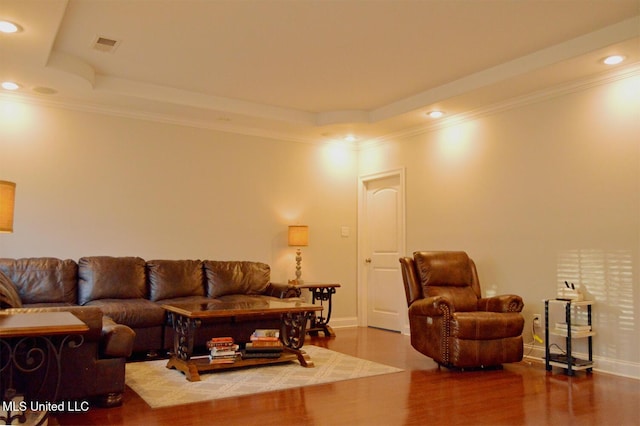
[101,315,136,358]
[264,282,302,298]
[477,295,524,313]
[408,296,455,318]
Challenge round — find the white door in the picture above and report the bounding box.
[361,171,405,332]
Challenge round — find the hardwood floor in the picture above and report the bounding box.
[54,327,639,425]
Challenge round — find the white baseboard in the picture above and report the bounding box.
[327,316,358,329]
[329,317,410,333]
[327,322,638,379]
[524,343,640,380]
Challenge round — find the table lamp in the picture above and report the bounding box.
[288,225,309,284]
[0,180,16,233]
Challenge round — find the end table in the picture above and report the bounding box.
[0,312,89,424]
[297,283,340,337]
[544,299,595,376]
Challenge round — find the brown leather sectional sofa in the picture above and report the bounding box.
[0,256,301,352]
[0,256,301,406]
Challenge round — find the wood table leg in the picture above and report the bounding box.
[166,357,201,382]
[284,347,314,368]
[281,311,312,349]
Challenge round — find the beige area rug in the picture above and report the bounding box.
[125,345,402,408]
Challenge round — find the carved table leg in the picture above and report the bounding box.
[165,357,201,382]
[165,313,202,381]
[280,311,315,368]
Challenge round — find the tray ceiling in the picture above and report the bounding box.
[1,0,638,143]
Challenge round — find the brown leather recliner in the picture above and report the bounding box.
[400,251,525,369]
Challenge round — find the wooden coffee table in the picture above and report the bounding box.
[162,299,323,381]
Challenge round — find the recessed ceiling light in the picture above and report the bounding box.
[1,81,21,91]
[427,110,444,119]
[0,20,21,33]
[603,55,626,65]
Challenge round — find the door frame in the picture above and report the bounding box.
[357,168,406,329]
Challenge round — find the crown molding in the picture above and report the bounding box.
[357,62,640,151]
[2,62,638,150]
[0,91,323,146]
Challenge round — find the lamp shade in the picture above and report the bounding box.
[0,180,16,233]
[288,225,309,247]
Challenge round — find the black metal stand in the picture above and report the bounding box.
[301,284,339,337]
[544,299,594,376]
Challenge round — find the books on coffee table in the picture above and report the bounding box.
[242,329,283,360]
[206,337,240,364]
[240,350,283,359]
[250,329,280,339]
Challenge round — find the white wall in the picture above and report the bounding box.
[1,72,638,377]
[0,101,359,321]
[359,73,640,377]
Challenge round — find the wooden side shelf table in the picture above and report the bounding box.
[297,283,340,337]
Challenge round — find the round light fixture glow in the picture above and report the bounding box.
[427,110,444,119]
[603,55,625,65]
[344,135,357,142]
[1,81,21,91]
[0,20,21,33]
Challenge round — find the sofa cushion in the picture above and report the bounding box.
[78,256,146,305]
[147,259,205,302]
[413,251,472,288]
[0,270,22,309]
[204,261,271,298]
[413,251,478,312]
[85,299,165,328]
[156,295,212,305]
[0,258,78,305]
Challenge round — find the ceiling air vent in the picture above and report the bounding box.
[92,35,120,53]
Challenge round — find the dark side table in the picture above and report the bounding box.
[0,312,88,424]
[297,283,340,337]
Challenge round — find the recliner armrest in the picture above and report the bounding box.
[264,282,302,298]
[409,296,455,317]
[101,315,136,358]
[477,295,524,313]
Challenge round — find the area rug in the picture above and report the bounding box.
[125,345,403,408]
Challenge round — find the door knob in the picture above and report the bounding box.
[365,258,372,263]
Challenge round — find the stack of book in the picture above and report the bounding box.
[242,329,283,359]
[206,337,240,364]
